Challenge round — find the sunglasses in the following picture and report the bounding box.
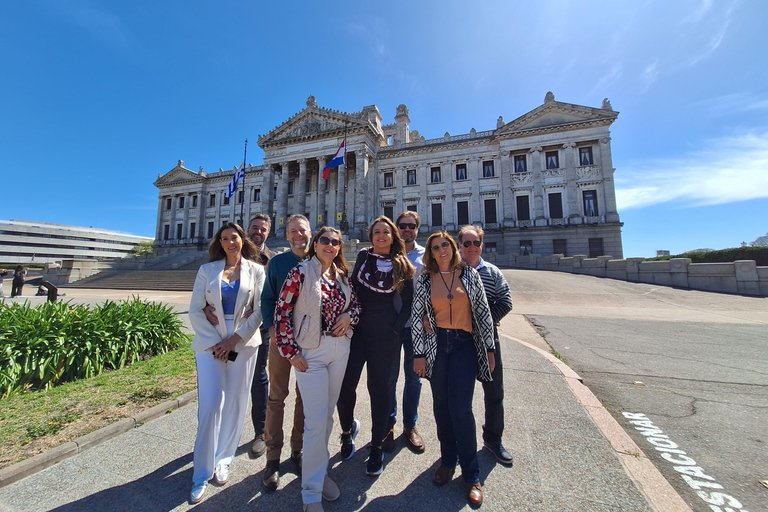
[398,223,417,230]
[430,241,451,252]
[462,240,482,248]
[318,236,341,247]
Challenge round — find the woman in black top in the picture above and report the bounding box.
[336,216,415,476]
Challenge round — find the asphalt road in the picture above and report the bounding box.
[500,268,768,512]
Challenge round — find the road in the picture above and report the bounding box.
[499,268,768,512]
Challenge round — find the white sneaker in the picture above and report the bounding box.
[190,482,207,503]
[322,474,340,501]
[214,463,230,485]
[303,502,325,512]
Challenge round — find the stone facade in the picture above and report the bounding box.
[154,93,624,264]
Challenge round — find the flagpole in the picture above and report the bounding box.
[342,121,348,235]
[240,139,247,224]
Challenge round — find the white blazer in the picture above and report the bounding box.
[189,258,265,352]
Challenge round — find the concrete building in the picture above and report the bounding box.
[0,219,153,265]
[154,92,624,264]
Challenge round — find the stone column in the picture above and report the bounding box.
[316,156,327,227]
[156,195,165,241]
[500,152,514,226]
[469,157,482,224]
[600,137,621,222]
[277,161,290,236]
[297,158,308,216]
[336,160,346,232]
[354,147,369,236]
[563,142,580,220]
[171,194,179,240]
[366,150,377,227]
[263,163,275,216]
[530,147,546,226]
[328,170,338,228]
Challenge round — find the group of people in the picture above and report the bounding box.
[188,210,513,510]
[0,265,27,297]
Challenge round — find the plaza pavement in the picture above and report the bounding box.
[0,286,692,512]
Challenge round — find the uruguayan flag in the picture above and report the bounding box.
[322,138,345,180]
[225,163,245,198]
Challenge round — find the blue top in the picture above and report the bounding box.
[221,279,240,315]
[261,250,303,329]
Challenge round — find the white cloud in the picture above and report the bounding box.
[639,60,659,93]
[589,63,623,98]
[616,131,768,210]
[49,0,129,47]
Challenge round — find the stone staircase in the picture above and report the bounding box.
[63,269,199,291]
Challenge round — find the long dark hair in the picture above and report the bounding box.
[208,222,259,262]
[308,226,349,278]
[367,216,415,291]
[422,231,464,274]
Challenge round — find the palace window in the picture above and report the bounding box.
[589,238,604,258]
[273,186,277,200]
[546,151,559,169]
[166,198,172,210]
[384,206,394,220]
[407,204,417,212]
[484,199,497,224]
[407,169,417,185]
[431,203,442,226]
[548,192,563,219]
[192,195,198,208]
[484,242,497,253]
[456,164,467,181]
[519,240,533,256]
[579,147,593,166]
[176,224,183,240]
[190,222,196,238]
[207,222,214,238]
[514,155,527,173]
[483,161,495,178]
[237,190,244,204]
[583,190,599,217]
[306,178,311,193]
[178,196,185,209]
[163,224,170,240]
[253,188,261,201]
[223,195,230,205]
[209,194,216,207]
[553,239,567,255]
[287,180,294,196]
[431,167,441,183]
[384,172,394,188]
[516,195,530,221]
[457,201,469,225]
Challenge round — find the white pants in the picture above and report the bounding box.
[294,335,351,504]
[192,320,258,485]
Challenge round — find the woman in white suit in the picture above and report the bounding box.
[188,222,266,503]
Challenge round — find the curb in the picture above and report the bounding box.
[504,334,693,512]
[0,390,198,489]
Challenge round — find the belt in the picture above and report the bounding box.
[321,331,336,337]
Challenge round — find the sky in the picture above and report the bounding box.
[1,0,767,258]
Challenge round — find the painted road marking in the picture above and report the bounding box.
[623,412,749,512]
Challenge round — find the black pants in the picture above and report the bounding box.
[250,327,269,436]
[337,310,400,448]
[481,338,504,446]
[11,279,24,297]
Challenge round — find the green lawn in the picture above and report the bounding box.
[0,342,197,469]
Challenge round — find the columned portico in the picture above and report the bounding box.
[277,162,290,236]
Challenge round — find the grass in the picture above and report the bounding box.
[551,349,569,365]
[0,339,196,470]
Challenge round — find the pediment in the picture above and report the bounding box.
[154,163,204,186]
[497,101,618,136]
[259,109,368,146]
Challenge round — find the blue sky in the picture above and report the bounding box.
[2,0,766,258]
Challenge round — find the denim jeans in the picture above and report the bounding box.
[482,337,504,446]
[387,327,422,430]
[430,328,480,484]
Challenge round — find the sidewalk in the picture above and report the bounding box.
[0,289,690,511]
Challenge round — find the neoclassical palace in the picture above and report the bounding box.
[154,92,623,264]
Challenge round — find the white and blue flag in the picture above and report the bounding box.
[225,163,245,198]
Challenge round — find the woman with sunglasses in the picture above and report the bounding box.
[274,227,361,512]
[337,216,415,476]
[411,231,495,507]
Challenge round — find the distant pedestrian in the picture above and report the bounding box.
[11,265,26,297]
[0,268,7,296]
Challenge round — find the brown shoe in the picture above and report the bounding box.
[262,459,280,491]
[433,466,455,486]
[467,482,483,507]
[404,428,425,453]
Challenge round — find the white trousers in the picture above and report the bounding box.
[294,335,351,504]
[192,320,258,485]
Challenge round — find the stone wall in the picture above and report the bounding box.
[507,255,768,297]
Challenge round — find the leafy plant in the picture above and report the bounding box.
[0,298,185,397]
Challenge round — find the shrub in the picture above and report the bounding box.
[646,247,768,266]
[0,298,185,397]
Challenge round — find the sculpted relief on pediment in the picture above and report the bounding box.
[277,116,349,140]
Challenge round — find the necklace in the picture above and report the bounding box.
[225,261,240,280]
[437,268,457,324]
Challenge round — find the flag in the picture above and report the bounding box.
[322,138,345,180]
[225,163,245,198]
